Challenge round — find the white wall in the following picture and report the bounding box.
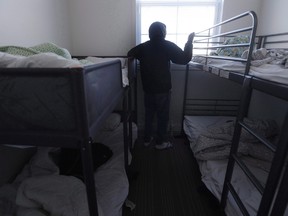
[68,0,135,56]
[221,0,287,35]
[220,0,262,33]
[221,0,262,21]
[0,0,71,50]
[257,0,288,35]
[0,0,286,55]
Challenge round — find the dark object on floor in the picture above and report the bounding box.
[58,142,113,181]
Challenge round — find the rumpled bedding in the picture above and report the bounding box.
[0,43,72,59]
[192,48,288,68]
[244,48,288,68]
[210,35,250,58]
[193,118,278,162]
[191,48,288,85]
[0,120,137,216]
[183,116,280,216]
[0,147,93,216]
[0,51,82,68]
[192,34,288,74]
[0,43,129,86]
[206,34,288,68]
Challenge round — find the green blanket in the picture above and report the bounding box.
[0,42,72,59]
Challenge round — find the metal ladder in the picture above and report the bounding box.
[220,76,288,216]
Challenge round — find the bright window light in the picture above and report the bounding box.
[136,0,223,52]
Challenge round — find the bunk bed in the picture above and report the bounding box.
[183,11,288,216]
[0,46,137,216]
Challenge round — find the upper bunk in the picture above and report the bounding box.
[0,45,130,147]
[189,11,288,86]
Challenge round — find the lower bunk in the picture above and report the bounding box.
[183,115,285,216]
[0,113,137,216]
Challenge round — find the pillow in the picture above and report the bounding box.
[101,113,121,131]
[216,35,250,57]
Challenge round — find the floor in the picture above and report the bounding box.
[123,136,224,216]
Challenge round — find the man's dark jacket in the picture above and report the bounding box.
[127,22,193,94]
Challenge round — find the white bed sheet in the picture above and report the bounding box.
[0,122,138,216]
[183,115,273,216]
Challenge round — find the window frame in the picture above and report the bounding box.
[135,0,223,45]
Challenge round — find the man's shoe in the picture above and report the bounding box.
[155,141,173,150]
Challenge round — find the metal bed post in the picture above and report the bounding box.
[123,57,137,172]
[269,162,288,216]
[257,109,288,216]
[123,91,129,172]
[128,57,137,149]
[181,63,190,135]
[80,138,99,216]
[221,76,288,215]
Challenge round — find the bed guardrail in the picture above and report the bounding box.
[257,31,288,49]
[184,98,240,116]
[192,10,258,76]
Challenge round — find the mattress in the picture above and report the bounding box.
[183,115,274,216]
[191,52,288,85]
[0,117,138,216]
[0,51,129,87]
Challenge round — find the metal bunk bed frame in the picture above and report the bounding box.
[185,10,288,215]
[0,59,136,216]
[221,32,288,215]
[191,11,258,81]
[221,76,288,216]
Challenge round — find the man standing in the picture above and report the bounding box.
[127,21,194,150]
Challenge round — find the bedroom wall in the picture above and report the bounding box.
[68,0,263,56]
[220,0,262,33]
[0,0,71,50]
[221,0,262,21]
[68,0,135,56]
[257,0,288,35]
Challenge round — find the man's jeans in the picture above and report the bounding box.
[144,91,171,144]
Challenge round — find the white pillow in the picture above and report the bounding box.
[101,113,121,131]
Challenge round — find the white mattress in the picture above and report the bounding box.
[183,115,273,216]
[0,121,138,216]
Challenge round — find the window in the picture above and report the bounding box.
[136,0,223,49]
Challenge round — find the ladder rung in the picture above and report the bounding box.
[239,120,276,152]
[233,153,264,194]
[227,182,250,216]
